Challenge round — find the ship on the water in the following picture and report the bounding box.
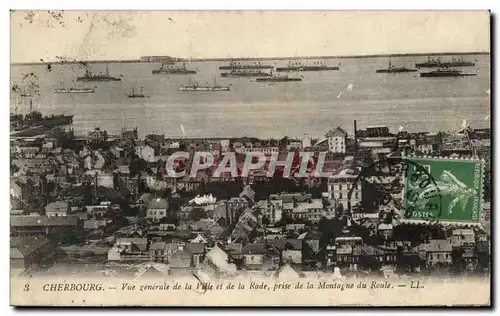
[415,56,476,68]
[152,62,197,75]
[276,60,339,72]
[179,83,230,91]
[219,60,273,70]
[127,87,146,98]
[255,73,302,82]
[220,70,272,77]
[77,64,122,82]
[376,62,417,73]
[54,87,95,93]
[442,57,476,67]
[420,69,477,78]
[415,56,442,68]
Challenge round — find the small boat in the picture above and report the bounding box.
[127,87,146,98]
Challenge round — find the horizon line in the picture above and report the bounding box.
[10,51,490,66]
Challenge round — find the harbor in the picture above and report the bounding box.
[10,53,489,138]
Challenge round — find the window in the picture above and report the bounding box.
[430,254,433,260]
[355,192,359,199]
[436,254,441,260]
[339,184,342,190]
[339,192,343,199]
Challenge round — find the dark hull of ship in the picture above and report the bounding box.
[179,86,230,91]
[420,72,476,77]
[128,95,146,98]
[376,69,417,73]
[219,65,273,70]
[255,77,302,82]
[152,70,197,75]
[415,62,441,68]
[221,72,271,77]
[54,88,95,93]
[275,66,339,72]
[77,76,121,82]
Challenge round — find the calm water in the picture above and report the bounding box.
[10,55,490,139]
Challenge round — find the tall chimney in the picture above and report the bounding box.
[353,120,357,153]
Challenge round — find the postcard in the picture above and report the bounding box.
[10,10,491,307]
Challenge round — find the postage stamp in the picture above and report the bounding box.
[401,157,485,225]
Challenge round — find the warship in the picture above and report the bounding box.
[54,87,95,93]
[415,56,442,68]
[376,62,417,73]
[152,62,197,75]
[178,83,230,91]
[420,69,477,77]
[77,64,122,82]
[416,56,476,68]
[255,73,302,82]
[219,60,273,70]
[276,60,339,72]
[221,70,272,77]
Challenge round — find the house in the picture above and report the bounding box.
[135,143,156,163]
[164,242,184,263]
[185,243,206,267]
[451,229,475,248]
[202,244,237,278]
[418,239,452,266]
[10,214,80,237]
[241,243,266,270]
[150,241,167,262]
[10,235,54,270]
[328,168,361,211]
[352,245,385,270]
[83,219,107,231]
[377,223,393,240]
[169,246,192,275]
[146,198,168,221]
[254,199,283,225]
[267,239,303,264]
[116,237,148,252]
[190,233,208,244]
[336,244,353,266]
[291,199,327,222]
[326,127,348,154]
[45,201,70,217]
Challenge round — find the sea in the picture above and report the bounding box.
[10,54,491,139]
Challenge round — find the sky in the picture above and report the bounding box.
[10,10,490,63]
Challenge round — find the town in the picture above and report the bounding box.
[10,116,491,280]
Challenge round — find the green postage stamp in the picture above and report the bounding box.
[402,157,485,225]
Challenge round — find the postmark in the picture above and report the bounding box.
[347,156,443,225]
[402,156,485,226]
[347,155,485,227]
